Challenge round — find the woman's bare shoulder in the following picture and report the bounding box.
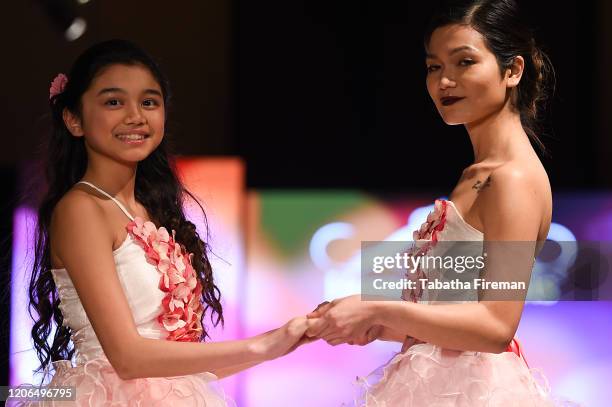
[480,159,552,240]
[489,159,551,199]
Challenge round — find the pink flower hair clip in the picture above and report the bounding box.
[49,73,68,102]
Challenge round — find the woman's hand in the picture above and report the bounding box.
[250,316,316,361]
[346,324,384,346]
[305,295,379,346]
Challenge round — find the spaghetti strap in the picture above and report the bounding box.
[76,181,135,221]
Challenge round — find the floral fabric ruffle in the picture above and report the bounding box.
[7,357,232,407]
[127,217,204,342]
[353,343,580,407]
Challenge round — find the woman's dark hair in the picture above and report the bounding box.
[29,39,223,379]
[425,0,555,154]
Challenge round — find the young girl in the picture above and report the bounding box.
[13,39,310,406]
[308,0,578,405]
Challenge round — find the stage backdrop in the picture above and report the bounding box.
[10,158,611,406]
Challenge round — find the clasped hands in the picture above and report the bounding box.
[304,294,383,346]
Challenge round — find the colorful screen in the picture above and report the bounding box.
[10,158,611,406]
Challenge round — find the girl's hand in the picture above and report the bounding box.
[251,316,316,361]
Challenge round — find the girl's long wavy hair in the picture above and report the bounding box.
[29,39,223,379]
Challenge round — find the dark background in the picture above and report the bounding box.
[0,1,609,189]
[0,0,610,386]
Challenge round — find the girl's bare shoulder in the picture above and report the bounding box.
[52,187,107,229]
[50,187,114,267]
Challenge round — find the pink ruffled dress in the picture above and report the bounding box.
[9,181,232,407]
[354,199,579,407]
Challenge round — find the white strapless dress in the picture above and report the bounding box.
[354,199,579,407]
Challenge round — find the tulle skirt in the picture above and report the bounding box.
[352,343,580,407]
[7,357,233,407]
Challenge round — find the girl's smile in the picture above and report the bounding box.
[114,129,151,144]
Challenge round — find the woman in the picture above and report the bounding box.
[307,1,575,405]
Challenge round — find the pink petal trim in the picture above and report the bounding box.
[404,200,449,302]
[126,217,204,342]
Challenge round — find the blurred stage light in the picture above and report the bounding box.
[37,0,88,41]
[65,17,86,41]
